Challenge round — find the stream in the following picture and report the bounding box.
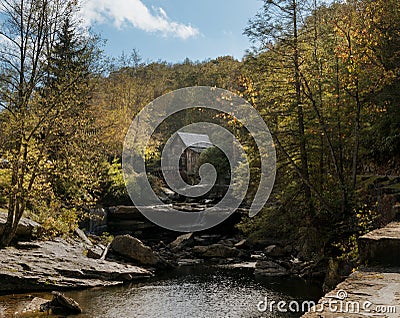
[0,266,322,318]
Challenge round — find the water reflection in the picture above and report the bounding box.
[0,266,322,318]
[65,266,321,318]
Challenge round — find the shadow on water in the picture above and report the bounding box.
[0,266,323,318]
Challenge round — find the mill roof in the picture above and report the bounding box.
[176,132,213,152]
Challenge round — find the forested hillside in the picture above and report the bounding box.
[0,0,399,267]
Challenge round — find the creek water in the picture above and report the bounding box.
[1,266,322,318]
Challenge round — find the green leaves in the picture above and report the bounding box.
[239,0,400,259]
[0,0,103,245]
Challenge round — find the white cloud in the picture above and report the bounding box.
[0,34,7,45]
[80,0,199,40]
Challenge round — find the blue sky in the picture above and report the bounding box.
[81,0,262,63]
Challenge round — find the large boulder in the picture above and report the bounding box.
[110,235,161,266]
[49,292,82,315]
[193,244,240,258]
[254,260,289,277]
[169,233,194,250]
[0,212,41,240]
[264,244,286,258]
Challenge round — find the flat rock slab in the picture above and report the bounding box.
[225,262,257,269]
[302,267,400,317]
[361,222,400,240]
[0,238,151,292]
[359,222,400,266]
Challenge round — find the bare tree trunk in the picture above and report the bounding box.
[352,78,361,191]
[335,56,349,213]
[0,203,25,247]
[0,203,15,247]
[0,166,22,247]
[0,145,27,246]
[335,56,344,178]
[293,0,313,217]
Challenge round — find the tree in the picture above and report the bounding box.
[360,0,400,161]
[240,0,400,260]
[0,0,100,246]
[244,0,315,219]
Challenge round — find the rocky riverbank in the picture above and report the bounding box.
[301,267,400,318]
[143,232,326,280]
[0,238,151,293]
[302,221,400,317]
[0,231,325,296]
[0,206,327,298]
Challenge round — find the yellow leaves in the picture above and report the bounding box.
[33,205,79,239]
[347,65,354,74]
[238,75,259,107]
